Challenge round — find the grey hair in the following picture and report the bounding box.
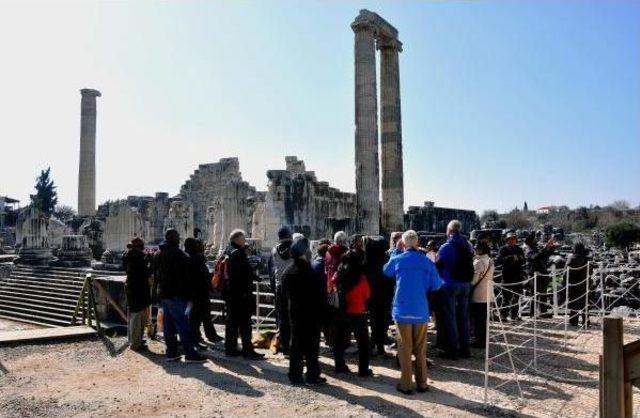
[292,232,304,241]
[229,229,246,242]
[402,230,419,247]
[334,231,348,245]
[447,220,462,234]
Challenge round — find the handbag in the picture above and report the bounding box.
[327,290,340,310]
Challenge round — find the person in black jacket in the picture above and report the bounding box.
[496,232,526,321]
[365,235,393,356]
[123,237,151,351]
[565,243,590,327]
[223,229,264,359]
[153,229,206,362]
[524,234,556,318]
[185,238,223,351]
[282,236,327,385]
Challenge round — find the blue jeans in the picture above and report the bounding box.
[435,281,470,355]
[160,297,197,358]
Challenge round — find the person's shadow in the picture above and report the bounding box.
[140,349,264,398]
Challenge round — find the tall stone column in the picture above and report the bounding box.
[352,17,380,235]
[78,88,101,217]
[379,38,404,233]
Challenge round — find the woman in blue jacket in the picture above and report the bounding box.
[383,230,442,395]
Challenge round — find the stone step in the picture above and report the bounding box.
[0,289,83,306]
[10,270,87,281]
[14,265,91,276]
[0,284,80,301]
[0,281,81,297]
[3,276,84,290]
[0,303,72,324]
[0,312,61,328]
[0,298,76,315]
[0,292,82,310]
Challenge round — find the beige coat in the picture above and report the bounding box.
[471,254,494,303]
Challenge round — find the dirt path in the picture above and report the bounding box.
[0,334,531,418]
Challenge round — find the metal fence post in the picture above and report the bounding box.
[533,272,538,369]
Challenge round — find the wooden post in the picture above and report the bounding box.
[602,316,625,418]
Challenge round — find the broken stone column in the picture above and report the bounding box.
[352,12,380,235]
[78,88,101,217]
[379,37,404,233]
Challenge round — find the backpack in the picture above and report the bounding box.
[211,254,230,293]
[453,241,475,282]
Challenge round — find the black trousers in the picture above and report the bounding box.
[470,302,487,346]
[334,314,369,373]
[189,299,221,343]
[224,297,253,354]
[530,275,552,316]
[275,286,291,354]
[289,321,321,382]
[500,283,522,319]
[369,303,391,352]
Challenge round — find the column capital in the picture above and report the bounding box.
[80,88,101,98]
[377,36,403,52]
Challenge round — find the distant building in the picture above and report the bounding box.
[0,196,20,228]
[405,201,480,235]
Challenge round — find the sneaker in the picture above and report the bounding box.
[195,342,209,351]
[289,376,305,385]
[166,354,181,362]
[243,351,265,360]
[416,386,430,393]
[358,368,373,377]
[207,335,224,343]
[335,365,351,374]
[185,354,208,363]
[396,384,413,395]
[305,376,327,386]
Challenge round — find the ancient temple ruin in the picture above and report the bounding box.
[39,10,478,263]
[77,89,101,217]
[352,10,405,235]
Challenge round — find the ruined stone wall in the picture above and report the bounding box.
[163,200,194,243]
[253,156,356,248]
[404,201,480,235]
[180,158,258,251]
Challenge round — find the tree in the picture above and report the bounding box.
[605,221,640,250]
[53,205,76,222]
[610,200,630,211]
[30,167,58,215]
[505,209,531,230]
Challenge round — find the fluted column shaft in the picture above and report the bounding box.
[353,23,380,235]
[380,42,404,233]
[78,88,101,217]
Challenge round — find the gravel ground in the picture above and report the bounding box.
[0,320,631,418]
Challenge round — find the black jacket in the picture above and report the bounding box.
[281,258,324,326]
[153,240,190,300]
[496,244,525,283]
[566,252,590,309]
[123,248,151,312]
[224,242,259,300]
[525,243,554,277]
[186,251,212,303]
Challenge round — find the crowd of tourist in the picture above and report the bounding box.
[122,218,590,395]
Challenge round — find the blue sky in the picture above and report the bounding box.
[0,0,638,213]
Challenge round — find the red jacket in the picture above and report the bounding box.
[325,244,347,293]
[345,274,370,315]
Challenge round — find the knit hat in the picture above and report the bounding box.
[278,226,293,241]
[290,237,310,258]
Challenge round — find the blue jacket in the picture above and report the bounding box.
[436,233,474,283]
[383,248,442,324]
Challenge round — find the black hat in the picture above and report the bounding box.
[278,226,293,241]
[291,237,309,258]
